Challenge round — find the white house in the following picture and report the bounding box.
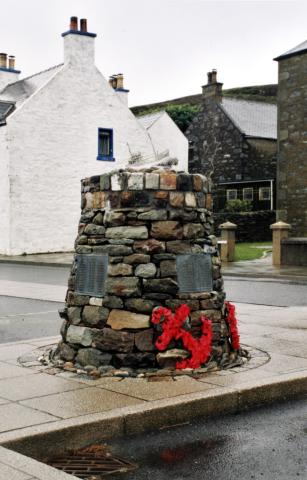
[0,17,188,255]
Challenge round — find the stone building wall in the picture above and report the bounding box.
[276,52,307,236]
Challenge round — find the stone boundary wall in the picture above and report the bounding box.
[213,211,276,242]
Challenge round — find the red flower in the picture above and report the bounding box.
[224,301,240,350]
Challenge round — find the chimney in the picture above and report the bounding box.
[62,16,97,66]
[0,52,21,92]
[108,73,130,106]
[202,69,223,101]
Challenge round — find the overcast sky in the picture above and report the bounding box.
[1,0,306,106]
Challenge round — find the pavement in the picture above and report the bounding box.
[0,252,307,479]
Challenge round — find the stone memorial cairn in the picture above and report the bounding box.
[55,169,244,376]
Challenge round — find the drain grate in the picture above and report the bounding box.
[47,445,137,479]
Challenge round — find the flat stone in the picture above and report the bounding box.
[185,192,197,207]
[108,238,134,245]
[160,260,177,277]
[93,212,104,225]
[183,223,205,239]
[84,224,105,235]
[120,191,135,207]
[152,253,176,262]
[92,245,133,256]
[124,253,151,264]
[145,173,160,189]
[138,209,167,221]
[166,241,192,254]
[135,329,155,351]
[66,292,90,306]
[135,263,157,278]
[109,256,124,263]
[192,174,204,191]
[106,277,141,297]
[102,295,124,309]
[113,353,155,368]
[111,173,125,191]
[169,209,198,221]
[89,297,103,306]
[154,191,169,207]
[82,306,109,326]
[143,278,178,295]
[93,328,135,353]
[85,192,93,209]
[58,343,76,361]
[107,309,150,329]
[151,221,183,240]
[76,348,112,367]
[67,307,82,325]
[125,298,159,313]
[106,226,148,239]
[169,192,184,207]
[144,293,172,300]
[103,211,126,226]
[108,263,133,276]
[165,298,200,311]
[190,309,222,326]
[66,326,98,346]
[177,173,192,191]
[160,171,177,190]
[92,192,106,209]
[134,239,165,254]
[128,172,144,190]
[156,349,190,368]
[100,173,110,190]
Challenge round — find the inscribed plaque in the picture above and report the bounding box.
[75,254,108,297]
[176,253,213,293]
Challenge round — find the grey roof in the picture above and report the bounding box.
[137,111,165,129]
[221,98,277,139]
[0,101,15,124]
[0,64,64,108]
[274,39,307,61]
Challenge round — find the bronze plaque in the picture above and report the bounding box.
[75,254,108,297]
[176,253,213,293]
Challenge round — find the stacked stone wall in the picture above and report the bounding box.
[57,169,236,372]
[214,210,276,242]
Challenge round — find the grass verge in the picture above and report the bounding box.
[234,242,272,262]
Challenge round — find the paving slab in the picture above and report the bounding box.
[0,280,66,302]
[20,386,145,419]
[0,462,33,480]
[0,362,39,380]
[0,403,59,433]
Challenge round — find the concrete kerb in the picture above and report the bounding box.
[1,370,307,462]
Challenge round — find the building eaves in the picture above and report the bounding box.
[137,111,165,130]
[274,39,307,61]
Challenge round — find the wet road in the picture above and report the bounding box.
[108,396,307,480]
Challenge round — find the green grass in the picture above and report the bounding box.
[234,242,272,262]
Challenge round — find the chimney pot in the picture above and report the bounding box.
[80,18,87,32]
[0,53,7,69]
[116,73,124,89]
[8,55,15,70]
[70,16,78,31]
[211,69,217,83]
[207,71,212,85]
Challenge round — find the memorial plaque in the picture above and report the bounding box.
[176,253,213,293]
[75,254,108,297]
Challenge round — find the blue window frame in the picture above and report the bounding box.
[97,128,114,161]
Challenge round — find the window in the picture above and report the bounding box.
[243,188,253,201]
[226,189,237,201]
[259,187,271,201]
[97,128,114,161]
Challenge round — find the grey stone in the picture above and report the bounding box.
[134,239,166,254]
[156,349,190,368]
[135,329,155,351]
[66,326,98,346]
[108,238,134,245]
[66,291,91,306]
[82,306,109,326]
[84,224,106,235]
[169,209,197,221]
[107,309,150,329]
[58,343,76,361]
[183,223,205,239]
[113,353,155,368]
[76,348,112,367]
[125,298,158,313]
[160,260,177,277]
[92,245,133,256]
[128,172,144,190]
[93,212,104,225]
[102,295,124,309]
[100,173,110,190]
[143,278,178,295]
[103,211,126,226]
[106,226,148,239]
[106,277,141,297]
[124,253,151,264]
[76,235,88,245]
[108,263,133,276]
[151,221,183,240]
[145,172,160,189]
[93,328,134,353]
[67,307,82,325]
[138,210,167,221]
[135,263,157,278]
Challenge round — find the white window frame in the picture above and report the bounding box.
[243,187,253,201]
[259,187,271,201]
[226,189,237,201]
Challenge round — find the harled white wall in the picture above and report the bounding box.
[0,126,10,254]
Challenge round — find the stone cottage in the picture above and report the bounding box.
[186,70,277,212]
[274,39,307,237]
[0,17,188,255]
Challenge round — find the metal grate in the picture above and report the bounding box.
[176,253,213,293]
[48,444,137,479]
[75,254,108,298]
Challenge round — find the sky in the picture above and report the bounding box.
[0,0,306,106]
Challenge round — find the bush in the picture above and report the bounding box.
[165,104,200,132]
[224,199,253,212]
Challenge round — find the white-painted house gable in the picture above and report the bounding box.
[0,17,187,255]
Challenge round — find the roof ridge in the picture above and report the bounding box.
[2,63,64,90]
[223,96,277,107]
